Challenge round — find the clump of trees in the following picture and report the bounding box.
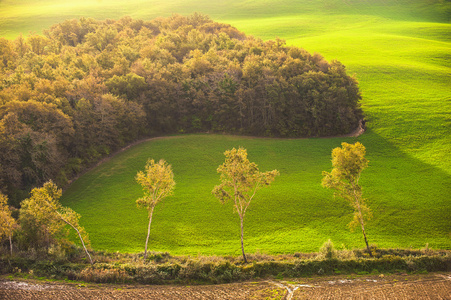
[0,181,92,262]
[0,14,362,204]
[20,181,93,263]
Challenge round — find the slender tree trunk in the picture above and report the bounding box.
[360,220,372,257]
[240,216,247,263]
[144,206,155,260]
[61,218,93,264]
[353,187,372,258]
[9,235,13,256]
[45,228,50,250]
[56,212,93,265]
[72,224,94,265]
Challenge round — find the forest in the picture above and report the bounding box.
[0,14,363,205]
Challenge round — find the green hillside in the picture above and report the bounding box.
[1,0,449,39]
[2,0,450,254]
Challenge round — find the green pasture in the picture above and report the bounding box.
[1,0,450,254]
[62,134,451,254]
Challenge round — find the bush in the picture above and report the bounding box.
[77,265,130,283]
[318,239,337,260]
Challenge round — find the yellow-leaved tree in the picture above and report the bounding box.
[0,192,17,255]
[322,142,372,257]
[136,159,175,260]
[212,147,279,263]
[20,181,93,264]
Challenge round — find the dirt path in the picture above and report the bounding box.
[1,273,449,299]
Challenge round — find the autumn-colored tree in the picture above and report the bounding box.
[0,192,17,255]
[0,38,17,70]
[14,34,30,58]
[27,34,51,55]
[136,159,175,260]
[322,142,372,257]
[212,147,279,263]
[0,100,74,191]
[19,181,93,263]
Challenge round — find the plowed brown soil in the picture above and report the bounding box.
[1,273,450,299]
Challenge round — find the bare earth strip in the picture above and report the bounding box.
[1,273,450,300]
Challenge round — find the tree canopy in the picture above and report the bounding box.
[0,14,362,203]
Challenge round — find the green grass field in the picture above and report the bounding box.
[62,133,451,255]
[1,0,450,255]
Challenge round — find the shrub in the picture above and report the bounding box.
[77,265,130,283]
[318,239,337,260]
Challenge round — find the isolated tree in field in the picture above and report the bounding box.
[20,181,93,264]
[136,159,175,260]
[322,142,372,257]
[212,147,279,263]
[0,192,17,255]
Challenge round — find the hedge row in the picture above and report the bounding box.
[1,252,449,284]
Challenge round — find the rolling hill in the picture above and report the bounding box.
[1,0,449,254]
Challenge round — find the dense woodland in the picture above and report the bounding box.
[0,14,363,204]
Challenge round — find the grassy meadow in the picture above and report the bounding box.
[61,134,451,255]
[1,0,450,254]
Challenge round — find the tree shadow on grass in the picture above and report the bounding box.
[352,129,451,249]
